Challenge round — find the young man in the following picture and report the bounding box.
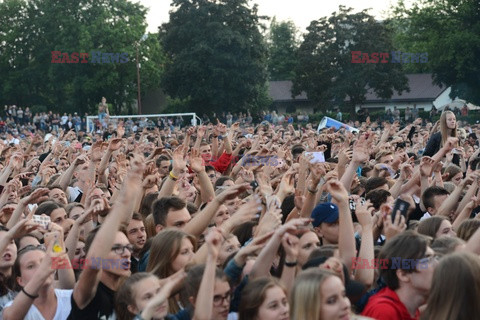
[125,213,146,273]
[362,231,438,319]
[311,202,340,245]
[67,160,143,319]
[420,186,450,220]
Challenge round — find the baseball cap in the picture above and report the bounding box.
[311,202,339,227]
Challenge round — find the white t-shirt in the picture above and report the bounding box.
[420,212,432,221]
[4,289,72,320]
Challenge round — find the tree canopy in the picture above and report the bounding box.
[390,0,480,105]
[267,18,298,81]
[0,0,164,114]
[160,0,269,114]
[293,6,409,115]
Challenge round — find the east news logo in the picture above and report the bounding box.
[51,51,129,64]
[351,51,428,64]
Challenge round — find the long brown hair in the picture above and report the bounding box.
[417,216,446,239]
[239,277,287,320]
[115,272,156,320]
[439,111,457,146]
[422,252,480,320]
[146,229,196,314]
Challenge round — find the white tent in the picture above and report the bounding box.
[438,99,480,111]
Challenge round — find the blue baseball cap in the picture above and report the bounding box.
[311,202,339,227]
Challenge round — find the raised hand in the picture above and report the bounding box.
[197,126,207,138]
[420,156,435,177]
[22,188,49,205]
[172,146,187,174]
[234,231,274,265]
[8,219,39,239]
[205,228,223,258]
[108,138,123,152]
[215,183,251,204]
[354,199,374,227]
[189,149,205,173]
[325,180,349,204]
[352,137,370,164]
[382,205,407,240]
[282,233,299,260]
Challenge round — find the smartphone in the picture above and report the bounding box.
[250,180,259,191]
[33,215,51,230]
[391,199,410,222]
[44,232,64,253]
[305,152,325,163]
[379,164,396,178]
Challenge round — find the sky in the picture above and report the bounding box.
[140,0,413,33]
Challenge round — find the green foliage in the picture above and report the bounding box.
[390,0,480,105]
[0,0,164,114]
[293,6,410,118]
[160,0,269,115]
[267,18,298,81]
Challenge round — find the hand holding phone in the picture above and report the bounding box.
[391,199,410,222]
[44,232,65,253]
[304,152,325,164]
[33,215,51,230]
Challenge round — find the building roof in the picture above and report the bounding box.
[363,73,447,102]
[268,81,308,101]
[269,74,447,103]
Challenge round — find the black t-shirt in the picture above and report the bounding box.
[68,281,116,320]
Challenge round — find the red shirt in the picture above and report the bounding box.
[361,287,420,320]
[207,152,232,174]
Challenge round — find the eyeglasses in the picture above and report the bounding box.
[18,244,46,255]
[213,292,231,307]
[111,244,134,255]
[420,254,440,265]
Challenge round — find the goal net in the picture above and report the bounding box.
[86,112,202,132]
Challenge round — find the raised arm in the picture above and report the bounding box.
[353,200,375,286]
[193,228,222,320]
[190,149,215,203]
[326,180,356,272]
[158,146,186,198]
[250,218,310,280]
[72,158,143,309]
[184,183,250,237]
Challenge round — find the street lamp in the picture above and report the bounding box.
[136,34,148,115]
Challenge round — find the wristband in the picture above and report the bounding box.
[285,261,298,267]
[307,186,318,194]
[21,287,39,299]
[169,171,178,181]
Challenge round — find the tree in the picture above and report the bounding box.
[0,0,164,114]
[391,0,480,105]
[267,18,298,81]
[293,6,409,117]
[160,0,269,114]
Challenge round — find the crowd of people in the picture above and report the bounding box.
[0,106,479,320]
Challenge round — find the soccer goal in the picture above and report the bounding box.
[86,112,202,132]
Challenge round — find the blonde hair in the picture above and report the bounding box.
[422,252,480,320]
[440,111,457,146]
[290,269,337,320]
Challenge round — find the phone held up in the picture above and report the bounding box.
[391,199,410,222]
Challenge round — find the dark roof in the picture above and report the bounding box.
[269,74,448,103]
[268,81,308,101]
[363,74,447,102]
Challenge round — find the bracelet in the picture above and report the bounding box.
[169,171,178,181]
[285,261,298,267]
[21,287,39,299]
[307,186,318,194]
